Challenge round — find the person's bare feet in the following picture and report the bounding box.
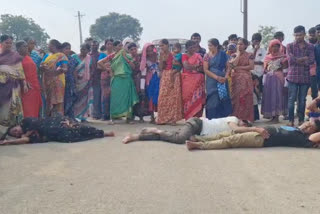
[122,134,139,144]
[104,131,115,137]
[186,140,202,151]
[189,136,198,142]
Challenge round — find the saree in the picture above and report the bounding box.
[72,54,93,120]
[204,51,232,119]
[64,55,78,118]
[0,50,24,126]
[157,52,183,124]
[231,52,254,122]
[110,50,139,118]
[21,55,42,118]
[100,53,112,120]
[261,39,288,118]
[181,53,205,120]
[41,53,68,116]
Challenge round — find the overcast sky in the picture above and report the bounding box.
[1,0,319,51]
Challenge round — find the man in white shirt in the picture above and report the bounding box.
[247,33,267,91]
[122,117,250,144]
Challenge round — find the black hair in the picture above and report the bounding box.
[274,31,284,39]
[100,45,106,52]
[294,25,306,34]
[127,42,137,50]
[208,38,222,50]
[252,74,259,81]
[85,37,93,42]
[238,37,249,46]
[160,39,169,45]
[0,35,13,43]
[316,25,320,31]
[174,42,181,50]
[104,38,114,45]
[242,120,253,127]
[191,33,201,39]
[92,40,99,44]
[49,39,62,50]
[251,33,262,42]
[23,37,35,43]
[61,42,71,49]
[113,40,121,46]
[15,40,27,50]
[0,125,17,140]
[228,34,238,41]
[314,120,320,132]
[222,40,229,46]
[308,27,316,34]
[80,43,91,51]
[185,40,196,49]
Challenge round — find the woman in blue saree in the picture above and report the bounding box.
[203,38,232,119]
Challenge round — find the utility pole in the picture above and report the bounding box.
[76,11,85,45]
[241,0,248,40]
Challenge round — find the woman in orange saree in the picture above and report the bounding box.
[181,40,205,120]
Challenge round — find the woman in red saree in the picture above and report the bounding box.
[157,39,183,125]
[16,41,42,118]
[181,40,205,120]
[229,38,255,122]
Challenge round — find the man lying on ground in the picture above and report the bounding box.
[122,116,250,144]
[186,120,320,151]
[0,116,114,145]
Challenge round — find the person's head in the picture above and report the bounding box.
[228,34,238,44]
[252,74,260,87]
[173,43,182,54]
[308,27,317,44]
[316,25,320,41]
[91,40,99,52]
[61,42,71,56]
[128,42,138,56]
[104,39,114,51]
[15,40,28,56]
[146,44,156,57]
[238,120,252,127]
[7,125,23,138]
[23,37,36,52]
[294,25,306,43]
[185,40,196,54]
[251,33,262,47]
[48,39,61,53]
[84,37,94,46]
[191,33,201,45]
[299,120,320,135]
[113,40,122,53]
[208,38,222,53]
[80,43,91,56]
[274,31,285,43]
[159,39,169,52]
[227,43,237,55]
[237,38,249,52]
[268,39,281,55]
[222,40,229,51]
[0,35,14,52]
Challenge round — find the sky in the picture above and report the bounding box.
[1,0,319,52]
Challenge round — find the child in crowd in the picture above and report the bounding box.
[252,74,260,121]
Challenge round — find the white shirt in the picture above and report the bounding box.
[247,46,267,77]
[200,116,239,136]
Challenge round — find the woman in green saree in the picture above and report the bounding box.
[98,43,138,123]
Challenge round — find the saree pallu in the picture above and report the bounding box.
[72,54,92,120]
[64,56,77,118]
[110,51,139,118]
[181,72,205,120]
[0,63,25,126]
[231,71,254,122]
[157,70,183,124]
[145,62,160,112]
[42,53,68,116]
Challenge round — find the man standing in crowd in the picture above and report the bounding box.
[287,25,315,127]
[308,27,319,99]
[90,40,102,119]
[228,34,238,45]
[191,33,206,58]
[315,25,320,92]
[247,33,266,93]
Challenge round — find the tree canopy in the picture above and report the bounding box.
[90,12,143,42]
[258,25,277,48]
[0,14,50,49]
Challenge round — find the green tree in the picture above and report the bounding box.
[0,14,50,49]
[258,25,277,48]
[90,12,143,42]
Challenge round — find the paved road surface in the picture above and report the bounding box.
[1,119,320,214]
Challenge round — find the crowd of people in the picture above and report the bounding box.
[1,24,320,146]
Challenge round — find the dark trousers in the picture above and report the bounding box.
[139,118,203,144]
[288,82,309,122]
[92,80,102,119]
[310,75,319,100]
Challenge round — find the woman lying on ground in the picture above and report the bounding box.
[0,116,114,145]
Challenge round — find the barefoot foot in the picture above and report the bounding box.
[186,140,202,151]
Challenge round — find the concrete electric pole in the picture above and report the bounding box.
[76,11,85,45]
[241,0,248,40]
